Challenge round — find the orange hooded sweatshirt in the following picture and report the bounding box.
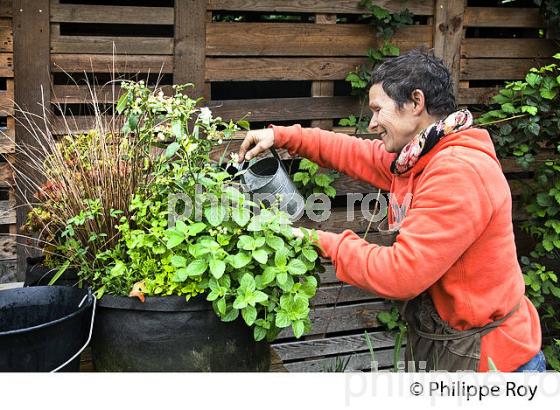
[272,124,541,372]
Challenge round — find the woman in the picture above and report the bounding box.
[237,50,543,372]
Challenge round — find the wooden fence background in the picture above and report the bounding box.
[1,0,557,371]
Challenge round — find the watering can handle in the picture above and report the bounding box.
[269,146,290,175]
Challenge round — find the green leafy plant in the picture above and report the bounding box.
[377,306,407,371]
[478,53,560,370]
[19,81,325,342]
[293,158,338,199]
[339,1,414,133]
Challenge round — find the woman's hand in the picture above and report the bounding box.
[237,128,275,162]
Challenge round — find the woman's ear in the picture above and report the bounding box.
[410,89,426,115]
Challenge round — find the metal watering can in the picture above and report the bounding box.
[238,147,305,220]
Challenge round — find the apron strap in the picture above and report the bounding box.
[413,300,522,341]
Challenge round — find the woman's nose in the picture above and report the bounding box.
[368,116,378,132]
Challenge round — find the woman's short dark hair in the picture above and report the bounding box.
[369,49,457,117]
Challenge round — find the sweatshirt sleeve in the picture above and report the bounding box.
[271,124,395,192]
[314,155,494,300]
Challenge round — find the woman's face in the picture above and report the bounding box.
[367,83,421,153]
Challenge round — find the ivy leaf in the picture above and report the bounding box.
[186,259,208,276]
[209,259,226,279]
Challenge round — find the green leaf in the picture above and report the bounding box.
[165,142,180,158]
[238,235,255,250]
[209,259,226,279]
[172,119,185,141]
[165,229,185,248]
[241,305,257,326]
[216,297,227,315]
[187,222,207,236]
[222,307,239,322]
[275,311,291,328]
[252,249,269,264]
[237,120,250,130]
[292,320,305,338]
[266,236,285,251]
[186,259,208,276]
[314,173,332,187]
[228,252,252,269]
[254,326,267,341]
[48,260,71,286]
[262,266,277,285]
[232,206,251,226]
[253,290,268,304]
[116,91,129,114]
[204,205,226,227]
[276,271,288,285]
[275,249,288,268]
[287,258,308,275]
[171,255,187,268]
[525,73,541,87]
[302,248,318,262]
[521,105,538,116]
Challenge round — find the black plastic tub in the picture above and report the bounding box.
[0,286,94,372]
[91,294,271,372]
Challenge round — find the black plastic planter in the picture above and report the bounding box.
[91,294,271,372]
[0,286,94,372]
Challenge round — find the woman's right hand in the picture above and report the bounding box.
[237,128,275,162]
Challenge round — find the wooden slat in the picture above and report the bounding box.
[206,56,365,82]
[0,88,12,115]
[0,18,13,53]
[50,3,174,25]
[0,52,13,77]
[0,199,15,224]
[14,0,50,276]
[51,54,173,74]
[209,96,361,122]
[0,157,13,187]
[277,300,391,339]
[51,84,174,104]
[458,86,500,105]
[0,259,17,283]
[0,234,16,260]
[206,23,432,56]
[464,7,543,28]
[272,331,397,362]
[432,0,446,59]
[313,283,380,306]
[460,58,553,80]
[175,0,208,99]
[441,0,466,96]
[282,349,398,372]
[462,39,558,59]
[51,30,174,55]
[208,0,435,16]
[0,0,12,18]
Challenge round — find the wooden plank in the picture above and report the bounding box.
[272,330,397,361]
[51,30,174,55]
[208,0,435,16]
[0,0,12,18]
[461,58,553,80]
[0,199,15,224]
[441,0,466,96]
[458,86,500,105]
[174,0,208,99]
[277,300,391,339]
[0,234,16,260]
[0,17,13,52]
[206,56,366,81]
[51,54,173,74]
[282,349,398,372]
[432,0,446,59]
[313,283,380,306]
[462,39,558,59]
[0,259,17,284]
[50,3,174,25]
[51,84,174,104]
[464,7,543,28]
[14,0,51,276]
[208,96,361,122]
[206,23,432,56]
[0,157,13,187]
[0,51,13,77]
[0,86,13,115]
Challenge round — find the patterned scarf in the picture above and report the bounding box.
[390,109,473,175]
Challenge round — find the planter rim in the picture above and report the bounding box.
[97,293,211,312]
